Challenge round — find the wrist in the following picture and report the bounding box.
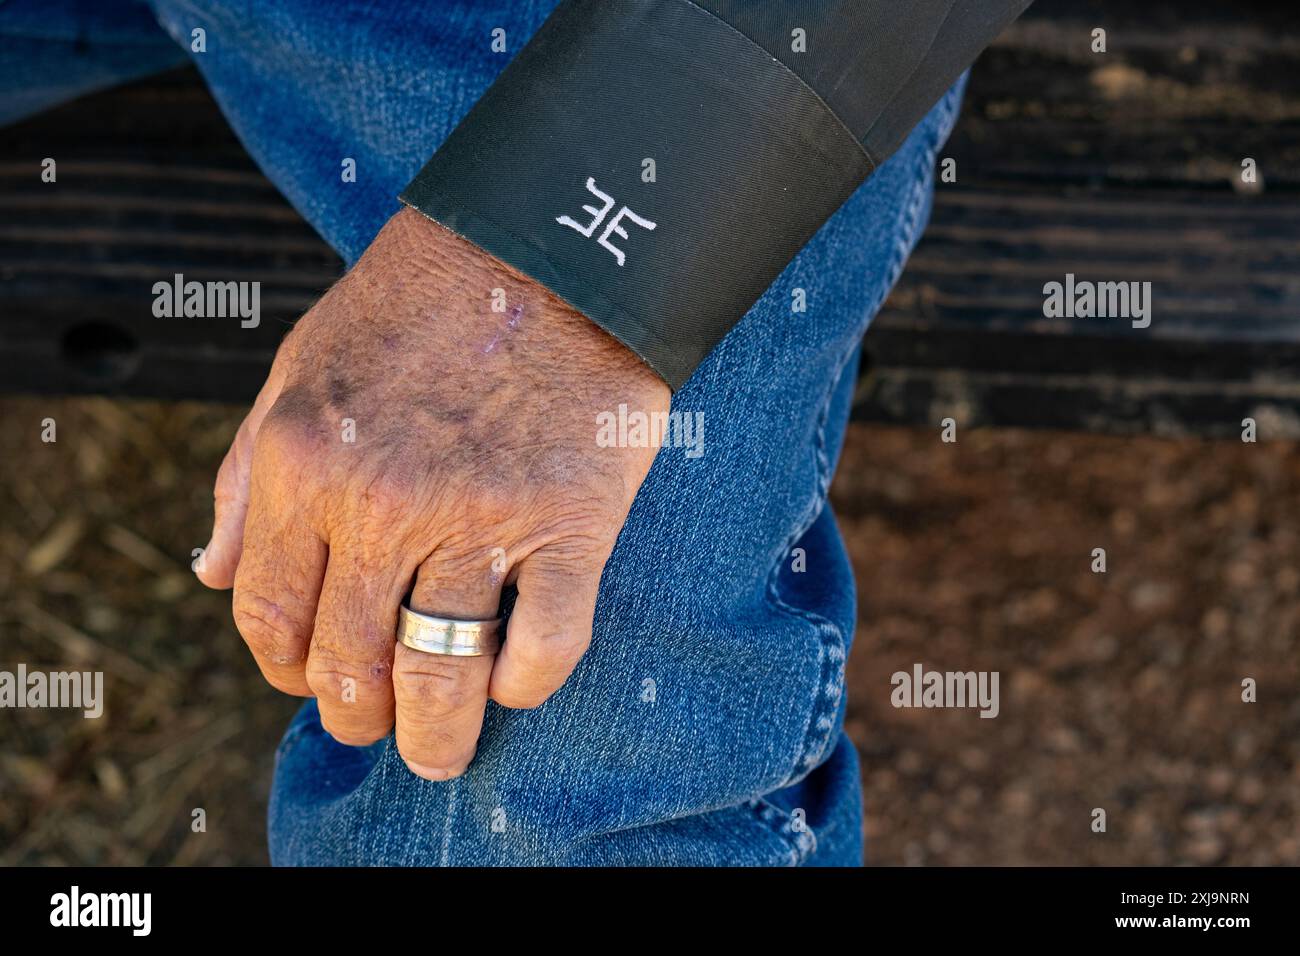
[387,207,669,403]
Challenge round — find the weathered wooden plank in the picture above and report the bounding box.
[1,0,1297,436]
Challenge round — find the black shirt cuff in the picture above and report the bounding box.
[401,0,1030,390]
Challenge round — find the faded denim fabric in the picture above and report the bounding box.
[1,0,965,865]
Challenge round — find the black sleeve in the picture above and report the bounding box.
[400,0,1033,391]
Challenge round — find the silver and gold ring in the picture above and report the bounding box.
[398,604,502,657]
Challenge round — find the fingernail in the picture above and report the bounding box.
[404,760,453,781]
[195,539,214,577]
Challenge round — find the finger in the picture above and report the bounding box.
[488,545,601,709]
[196,361,288,589]
[306,549,406,746]
[230,485,326,697]
[393,550,501,780]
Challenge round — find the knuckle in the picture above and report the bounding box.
[305,655,393,704]
[231,592,307,664]
[392,657,478,716]
[256,397,327,464]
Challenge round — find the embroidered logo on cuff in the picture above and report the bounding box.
[556,176,656,267]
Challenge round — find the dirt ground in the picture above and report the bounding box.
[835,421,1299,865]
[0,396,1296,865]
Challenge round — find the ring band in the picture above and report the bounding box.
[398,604,502,657]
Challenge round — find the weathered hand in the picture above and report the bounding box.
[196,208,668,779]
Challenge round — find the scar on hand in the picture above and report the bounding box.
[482,304,524,354]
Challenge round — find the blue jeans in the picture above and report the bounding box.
[3,0,964,865]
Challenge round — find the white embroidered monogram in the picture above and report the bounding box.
[555,176,656,267]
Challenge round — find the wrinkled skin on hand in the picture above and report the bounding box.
[196,208,669,779]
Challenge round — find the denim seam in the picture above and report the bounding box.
[746,797,816,865]
[438,778,460,866]
[757,81,961,833]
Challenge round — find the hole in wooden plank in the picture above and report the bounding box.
[60,321,142,386]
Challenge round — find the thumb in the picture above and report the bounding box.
[195,364,287,589]
[488,545,604,709]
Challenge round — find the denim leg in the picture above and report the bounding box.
[129,0,966,865]
[0,0,186,127]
